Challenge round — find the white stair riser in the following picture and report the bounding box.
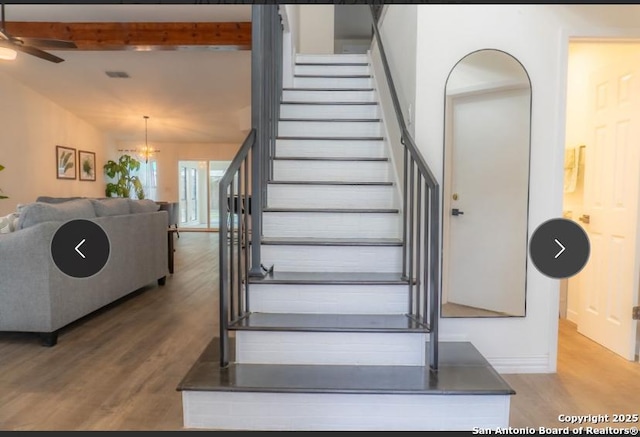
[276,139,386,158]
[282,90,376,103]
[294,77,372,89]
[183,391,511,431]
[267,184,395,209]
[261,245,402,273]
[263,212,401,239]
[280,104,378,119]
[296,54,368,64]
[295,64,370,76]
[273,160,390,182]
[279,121,381,137]
[235,331,426,366]
[250,284,407,314]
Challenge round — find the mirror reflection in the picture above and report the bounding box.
[441,49,531,317]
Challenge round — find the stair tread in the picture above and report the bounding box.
[282,88,374,91]
[249,271,407,285]
[280,118,381,122]
[178,339,516,395]
[295,62,369,66]
[228,313,427,332]
[264,207,399,213]
[281,101,378,105]
[295,74,371,78]
[273,157,388,162]
[268,180,392,186]
[278,137,384,142]
[261,237,402,246]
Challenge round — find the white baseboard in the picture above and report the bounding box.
[486,355,552,374]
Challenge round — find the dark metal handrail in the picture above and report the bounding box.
[219,5,283,368]
[369,5,441,371]
[219,129,255,367]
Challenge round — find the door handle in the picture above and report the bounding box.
[578,214,590,224]
[452,208,464,216]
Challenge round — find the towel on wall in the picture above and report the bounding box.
[564,145,582,193]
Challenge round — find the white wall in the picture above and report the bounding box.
[368,5,420,218]
[334,5,371,54]
[298,5,334,54]
[379,5,417,135]
[111,141,240,203]
[281,5,299,88]
[0,71,109,216]
[412,5,640,373]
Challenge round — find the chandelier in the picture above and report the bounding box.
[118,115,160,163]
[138,115,160,163]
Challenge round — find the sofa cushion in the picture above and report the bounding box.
[90,198,131,217]
[17,199,96,229]
[128,199,160,214]
[36,196,84,204]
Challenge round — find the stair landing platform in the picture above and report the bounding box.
[177,338,515,430]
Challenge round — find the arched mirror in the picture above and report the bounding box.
[441,49,531,317]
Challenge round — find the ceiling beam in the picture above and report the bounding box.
[3,21,252,50]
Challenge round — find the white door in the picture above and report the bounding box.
[444,87,530,316]
[577,60,640,360]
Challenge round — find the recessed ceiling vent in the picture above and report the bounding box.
[105,71,130,79]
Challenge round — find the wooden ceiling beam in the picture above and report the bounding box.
[3,21,252,50]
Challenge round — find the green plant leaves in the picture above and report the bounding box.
[82,157,93,176]
[103,154,145,199]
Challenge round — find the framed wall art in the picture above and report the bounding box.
[78,150,96,181]
[56,145,76,180]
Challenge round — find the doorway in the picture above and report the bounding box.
[178,160,232,231]
[562,41,640,361]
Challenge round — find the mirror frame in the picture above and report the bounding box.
[441,48,533,318]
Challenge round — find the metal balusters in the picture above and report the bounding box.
[369,5,441,371]
[408,160,415,316]
[220,5,283,367]
[415,174,422,322]
[429,188,440,369]
[243,157,250,314]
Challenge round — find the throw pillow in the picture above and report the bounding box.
[128,199,160,214]
[0,212,19,234]
[91,198,131,217]
[17,199,97,229]
[0,213,14,234]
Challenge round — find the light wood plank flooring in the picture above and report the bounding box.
[0,232,638,430]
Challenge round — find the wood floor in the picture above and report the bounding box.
[0,232,638,430]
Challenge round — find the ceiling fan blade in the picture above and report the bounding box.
[16,37,77,49]
[11,43,65,63]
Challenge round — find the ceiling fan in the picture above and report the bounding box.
[0,3,77,63]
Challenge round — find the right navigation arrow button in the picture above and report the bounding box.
[554,238,565,259]
[529,218,590,279]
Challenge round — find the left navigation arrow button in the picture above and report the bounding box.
[75,239,86,259]
[51,220,110,278]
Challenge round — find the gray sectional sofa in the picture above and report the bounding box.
[0,197,169,346]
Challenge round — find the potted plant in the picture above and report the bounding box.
[103,154,145,199]
[0,164,7,199]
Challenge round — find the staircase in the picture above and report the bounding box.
[178,53,514,430]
